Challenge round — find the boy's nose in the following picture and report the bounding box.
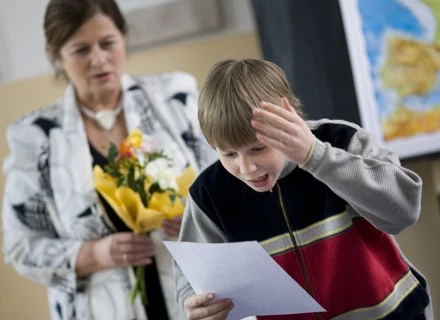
[239,158,257,175]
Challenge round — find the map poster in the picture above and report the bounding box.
[339,0,440,159]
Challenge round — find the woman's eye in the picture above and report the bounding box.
[101,41,114,48]
[75,47,89,55]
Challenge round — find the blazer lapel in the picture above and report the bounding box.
[50,85,106,238]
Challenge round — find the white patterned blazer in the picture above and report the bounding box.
[2,72,216,320]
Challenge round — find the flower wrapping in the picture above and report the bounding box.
[92,129,195,304]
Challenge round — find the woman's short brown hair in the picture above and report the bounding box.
[198,59,303,149]
[44,0,127,62]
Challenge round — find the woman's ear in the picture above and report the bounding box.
[55,59,62,70]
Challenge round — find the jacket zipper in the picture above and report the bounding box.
[276,183,322,320]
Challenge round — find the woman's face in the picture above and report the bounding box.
[57,13,126,101]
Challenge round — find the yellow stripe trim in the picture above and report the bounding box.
[261,211,351,253]
[333,271,418,320]
[300,221,352,246]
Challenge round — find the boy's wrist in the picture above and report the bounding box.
[299,136,316,168]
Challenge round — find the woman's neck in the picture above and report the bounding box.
[77,89,122,112]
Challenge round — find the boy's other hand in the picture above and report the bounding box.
[251,98,315,165]
[184,293,234,320]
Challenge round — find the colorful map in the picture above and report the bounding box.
[357,0,440,141]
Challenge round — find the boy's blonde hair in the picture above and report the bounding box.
[198,59,303,149]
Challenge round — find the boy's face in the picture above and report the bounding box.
[216,141,285,192]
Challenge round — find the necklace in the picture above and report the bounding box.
[80,103,123,131]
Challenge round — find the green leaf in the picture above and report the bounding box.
[139,188,149,208]
[149,182,165,194]
[127,166,135,187]
[168,193,176,205]
[108,143,118,164]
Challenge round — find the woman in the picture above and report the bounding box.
[2,0,215,319]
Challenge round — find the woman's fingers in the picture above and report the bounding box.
[118,251,153,266]
[118,240,155,255]
[108,233,156,267]
[162,217,182,237]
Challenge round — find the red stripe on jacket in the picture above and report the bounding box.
[258,219,409,320]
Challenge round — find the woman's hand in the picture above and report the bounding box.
[251,98,315,165]
[185,293,233,320]
[161,216,182,237]
[76,232,155,277]
[96,232,155,268]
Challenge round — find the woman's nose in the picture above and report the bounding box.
[90,47,106,66]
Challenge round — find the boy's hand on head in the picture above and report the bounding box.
[251,97,315,165]
[184,293,234,320]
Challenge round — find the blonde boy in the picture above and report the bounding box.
[175,59,432,320]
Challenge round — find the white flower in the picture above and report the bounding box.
[145,158,179,191]
[141,135,156,154]
[136,151,146,166]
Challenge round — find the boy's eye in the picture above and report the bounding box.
[252,146,266,152]
[223,152,236,158]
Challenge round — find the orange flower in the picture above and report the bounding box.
[118,140,134,158]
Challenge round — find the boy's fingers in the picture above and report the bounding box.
[185,293,215,309]
[260,100,298,119]
[203,302,234,320]
[188,298,233,320]
[252,109,296,136]
[256,132,288,152]
[252,119,295,146]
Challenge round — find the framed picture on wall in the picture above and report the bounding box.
[339,0,440,159]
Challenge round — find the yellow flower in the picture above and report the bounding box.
[93,166,164,233]
[127,128,143,148]
[93,165,196,231]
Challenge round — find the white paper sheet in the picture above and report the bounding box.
[164,241,325,320]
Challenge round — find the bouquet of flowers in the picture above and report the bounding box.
[92,129,195,304]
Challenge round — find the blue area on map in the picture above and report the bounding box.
[358,0,440,117]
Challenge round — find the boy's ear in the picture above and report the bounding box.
[281,97,293,111]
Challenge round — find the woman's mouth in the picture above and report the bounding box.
[94,72,111,81]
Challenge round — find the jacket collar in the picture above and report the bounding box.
[61,74,142,132]
[279,159,297,179]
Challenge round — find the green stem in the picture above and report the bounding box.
[139,266,148,305]
[130,266,148,305]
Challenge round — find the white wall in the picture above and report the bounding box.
[0,0,255,83]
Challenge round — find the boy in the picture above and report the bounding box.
[175,59,432,319]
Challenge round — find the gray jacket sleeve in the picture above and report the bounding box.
[302,120,422,235]
[174,195,228,310]
[2,122,85,293]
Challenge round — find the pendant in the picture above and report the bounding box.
[80,103,123,131]
[95,110,118,131]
